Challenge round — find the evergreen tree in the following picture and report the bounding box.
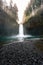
[0,0,3,8]
[25,0,41,16]
[10,0,13,9]
[12,3,18,21]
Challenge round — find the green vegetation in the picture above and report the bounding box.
[0,0,19,36]
[25,0,41,16]
[24,0,43,35]
[24,9,43,35]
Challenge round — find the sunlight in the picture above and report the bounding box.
[3,0,31,39]
[4,0,31,24]
[15,0,31,24]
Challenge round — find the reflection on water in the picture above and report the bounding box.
[11,35,32,42]
[0,35,41,43]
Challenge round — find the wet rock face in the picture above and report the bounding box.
[0,41,43,65]
[0,8,19,36]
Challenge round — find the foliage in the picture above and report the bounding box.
[0,3,19,36]
[24,8,43,35]
[0,0,3,8]
[25,0,41,16]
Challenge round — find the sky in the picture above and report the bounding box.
[3,0,31,24]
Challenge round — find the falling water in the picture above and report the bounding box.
[18,24,24,41]
[19,24,24,37]
[17,0,31,37]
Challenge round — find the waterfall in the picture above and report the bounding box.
[19,24,24,37]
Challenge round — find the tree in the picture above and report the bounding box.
[3,0,7,9]
[33,0,41,9]
[12,3,18,21]
[0,0,3,8]
[4,0,7,6]
[25,0,41,16]
[41,0,43,5]
[10,0,13,9]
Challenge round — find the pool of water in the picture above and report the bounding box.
[0,35,43,43]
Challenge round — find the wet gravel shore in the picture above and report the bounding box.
[0,41,43,65]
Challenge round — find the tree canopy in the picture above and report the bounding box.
[25,0,41,16]
[0,0,3,8]
[0,1,19,36]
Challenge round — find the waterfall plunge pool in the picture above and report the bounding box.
[0,35,42,43]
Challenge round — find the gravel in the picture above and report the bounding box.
[0,41,43,65]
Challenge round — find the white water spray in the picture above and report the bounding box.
[17,0,31,37]
[18,24,24,41]
[19,24,24,37]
